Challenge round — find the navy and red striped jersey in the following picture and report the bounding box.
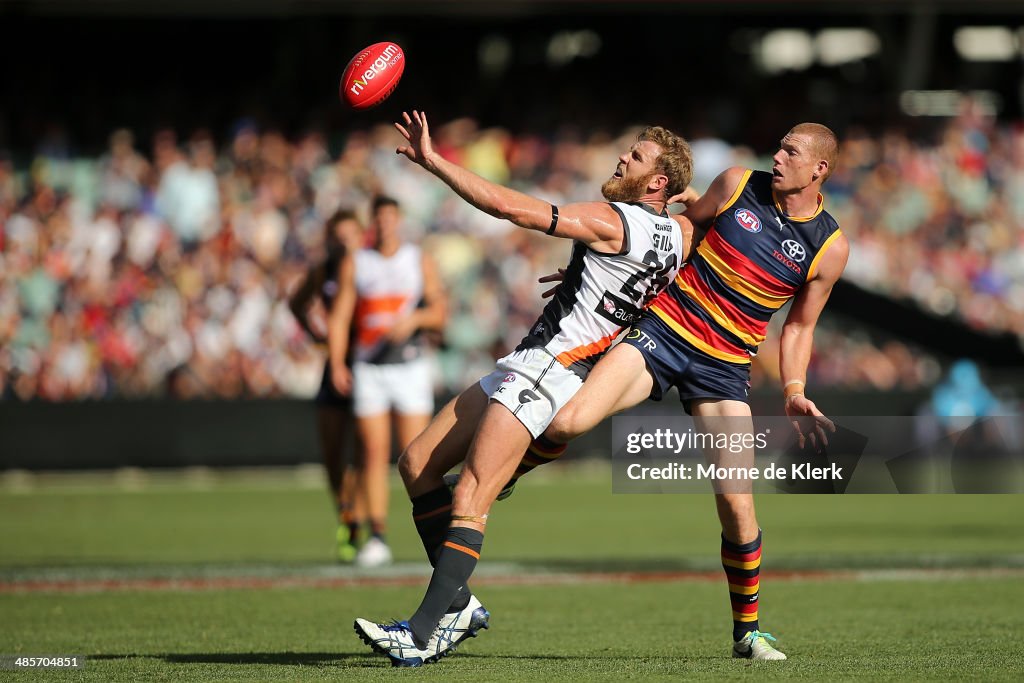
[649,169,842,364]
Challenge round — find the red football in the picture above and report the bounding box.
[339,42,405,110]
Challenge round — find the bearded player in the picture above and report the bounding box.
[353,111,692,666]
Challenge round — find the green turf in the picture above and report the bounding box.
[1,465,1023,680]
[0,466,1021,569]
[2,579,1022,681]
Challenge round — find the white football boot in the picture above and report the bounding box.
[354,595,490,667]
[732,630,787,661]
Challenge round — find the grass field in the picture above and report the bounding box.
[1,464,1023,681]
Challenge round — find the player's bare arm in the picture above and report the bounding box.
[395,110,630,253]
[288,266,328,343]
[326,253,357,395]
[778,232,849,447]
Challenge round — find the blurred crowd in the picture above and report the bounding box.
[1,109,1021,401]
[828,104,1024,338]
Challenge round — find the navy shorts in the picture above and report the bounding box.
[621,313,751,413]
[315,362,353,408]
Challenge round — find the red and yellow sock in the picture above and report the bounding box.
[721,530,762,642]
[508,434,568,485]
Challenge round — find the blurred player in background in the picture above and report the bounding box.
[354,111,691,666]
[511,123,848,661]
[289,209,365,562]
[347,195,447,568]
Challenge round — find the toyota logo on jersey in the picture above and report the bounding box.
[734,208,762,233]
[781,239,806,262]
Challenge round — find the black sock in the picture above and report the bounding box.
[338,506,360,545]
[410,486,471,612]
[411,487,453,563]
[407,526,484,647]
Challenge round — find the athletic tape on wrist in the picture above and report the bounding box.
[783,379,805,398]
[451,514,488,525]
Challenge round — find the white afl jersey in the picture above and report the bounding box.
[353,243,424,364]
[517,202,684,378]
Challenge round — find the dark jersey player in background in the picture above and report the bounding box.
[289,209,365,563]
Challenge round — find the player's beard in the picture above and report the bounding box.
[601,172,654,203]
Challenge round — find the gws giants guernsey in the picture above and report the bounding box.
[650,169,843,364]
[517,202,684,378]
[353,243,424,364]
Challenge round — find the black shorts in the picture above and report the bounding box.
[621,313,751,413]
[315,362,353,408]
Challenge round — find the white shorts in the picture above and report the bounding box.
[477,347,584,438]
[352,357,434,417]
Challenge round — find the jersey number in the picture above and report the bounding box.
[619,249,678,307]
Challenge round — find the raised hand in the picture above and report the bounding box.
[394,110,436,168]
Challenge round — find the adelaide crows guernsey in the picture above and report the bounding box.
[517,201,684,378]
[649,169,842,364]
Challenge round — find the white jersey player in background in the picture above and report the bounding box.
[342,195,447,567]
[355,110,694,666]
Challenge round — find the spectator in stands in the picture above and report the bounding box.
[2,110,1022,402]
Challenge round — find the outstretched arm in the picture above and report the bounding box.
[395,110,624,252]
[779,233,850,448]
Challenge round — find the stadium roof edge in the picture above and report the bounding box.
[4,0,1024,17]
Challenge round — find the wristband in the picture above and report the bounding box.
[546,205,559,235]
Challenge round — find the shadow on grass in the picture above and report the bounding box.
[89,651,703,665]
[90,652,384,667]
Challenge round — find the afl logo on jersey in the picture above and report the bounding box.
[734,208,762,233]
